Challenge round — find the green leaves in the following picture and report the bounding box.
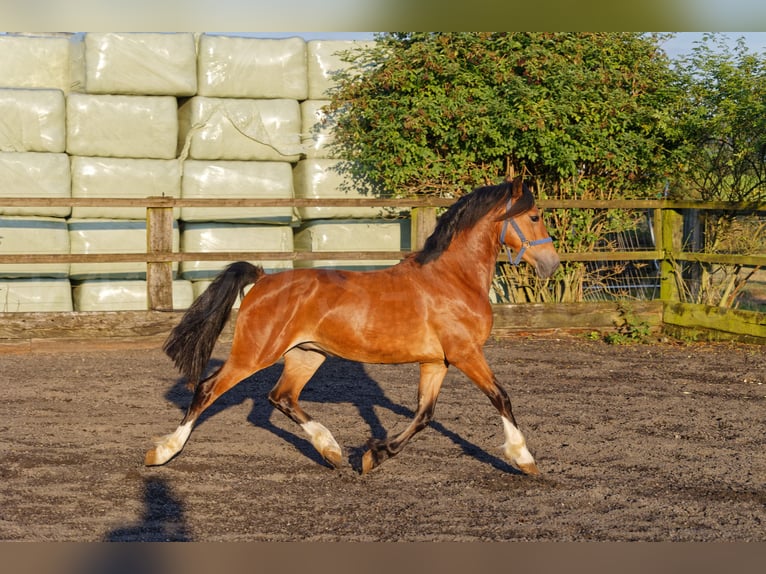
[671,33,766,202]
[327,33,679,199]
[328,32,766,205]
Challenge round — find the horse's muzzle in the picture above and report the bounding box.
[535,252,560,279]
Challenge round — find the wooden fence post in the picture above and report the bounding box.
[660,206,684,303]
[411,207,438,251]
[146,201,174,311]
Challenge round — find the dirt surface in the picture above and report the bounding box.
[1,335,764,542]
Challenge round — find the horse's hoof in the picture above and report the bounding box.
[144,448,164,466]
[144,442,176,466]
[323,447,342,469]
[516,461,541,475]
[361,450,376,474]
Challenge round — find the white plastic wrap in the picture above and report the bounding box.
[293,159,389,220]
[180,160,294,223]
[180,222,294,280]
[0,152,71,218]
[0,34,74,93]
[178,97,303,162]
[73,279,193,311]
[0,216,70,278]
[307,40,373,100]
[67,93,178,159]
[0,88,66,153]
[197,34,308,100]
[69,36,86,92]
[68,219,180,280]
[83,32,197,96]
[301,100,335,159]
[71,157,181,219]
[0,278,73,312]
[294,219,408,270]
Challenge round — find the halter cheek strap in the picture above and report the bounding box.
[499,198,553,266]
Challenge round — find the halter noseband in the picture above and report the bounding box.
[499,197,553,265]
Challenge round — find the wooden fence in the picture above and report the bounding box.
[0,196,764,345]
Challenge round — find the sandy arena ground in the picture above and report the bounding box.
[1,336,764,541]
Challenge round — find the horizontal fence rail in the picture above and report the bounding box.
[6,196,763,210]
[0,197,457,208]
[0,251,416,264]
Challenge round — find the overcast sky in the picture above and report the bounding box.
[661,31,766,58]
[244,31,766,60]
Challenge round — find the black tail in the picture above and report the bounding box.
[163,261,264,387]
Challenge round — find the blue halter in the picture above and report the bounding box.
[499,197,553,265]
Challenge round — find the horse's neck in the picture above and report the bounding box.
[428,218,500,295]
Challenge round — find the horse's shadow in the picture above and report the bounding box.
[103,476,191,542]
[163,356,518,474]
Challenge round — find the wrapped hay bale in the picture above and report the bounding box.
[0,34,74,93]
[71,157,181,219]
[180,160,294,223]
[180,222,293,280]
[294,219,409,270]
[293,159,395,220]
[307,40,372,100]
[0,216,69,278]
[0,88,66,153]
[178,96,303,162]
[73,279,194,311]
[0,278,73,312]
[197,34,307,100]
[68,218,180,280]
[300,100,335,159]
[0,152,71,217]
[67,93,178,159]
[83,32,197,96]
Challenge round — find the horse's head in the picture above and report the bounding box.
[498,177,560,278]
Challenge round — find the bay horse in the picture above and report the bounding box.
[145,176,559,475]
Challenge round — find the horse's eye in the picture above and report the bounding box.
[530,215,540,223]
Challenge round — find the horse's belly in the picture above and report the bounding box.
[310,315,443,364]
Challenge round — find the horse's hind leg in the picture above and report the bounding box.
[451,352,539,475]
[268,347,342,468]
[145,357,264,466]
[361,361,448,474]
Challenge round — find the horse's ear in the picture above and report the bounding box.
[511,175,524,199]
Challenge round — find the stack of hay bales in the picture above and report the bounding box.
[67,33,193,311]
[295,40,410,270]
[0,33,399,313]
[180,34,300,305]
[0,34,73,311]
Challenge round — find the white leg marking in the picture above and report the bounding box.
[301,420,341,458]
[502,416,535,467]
[150,421,193,465]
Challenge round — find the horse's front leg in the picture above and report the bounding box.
[451,351,539,475]
[362,361,448,474]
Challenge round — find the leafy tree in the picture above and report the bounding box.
[665,35,766,310]
[326,33,683,302]
[326,32,680,200]
[670,33,766,202]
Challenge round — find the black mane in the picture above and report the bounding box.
[415,180,535,265]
